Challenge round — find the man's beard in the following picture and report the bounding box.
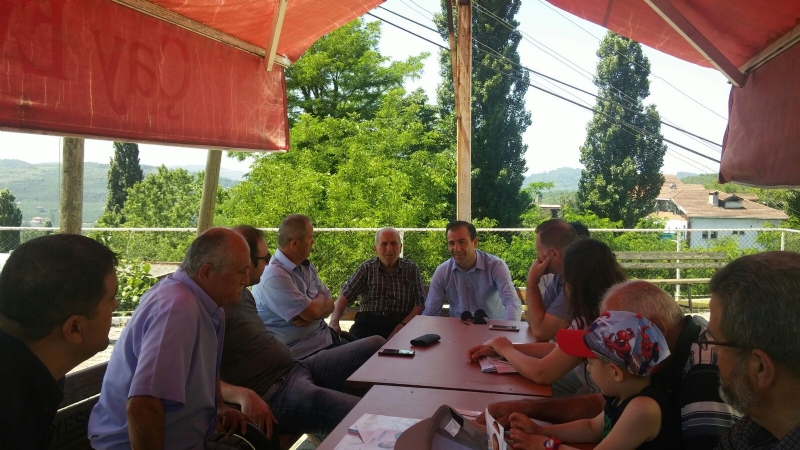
[718,366,754,414]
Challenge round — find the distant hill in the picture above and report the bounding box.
[0,159,243,225]
[524,167,582,192]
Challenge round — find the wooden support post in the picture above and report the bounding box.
[455,0,472,221]
[196,149,222,235]
[60,137,84,234]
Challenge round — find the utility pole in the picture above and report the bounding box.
[60,137,84,234]
[454,0,472,221]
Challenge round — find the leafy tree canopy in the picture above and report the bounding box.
[578,32,666,228]
[0,188,22,252]
[101,142,144,226]
[121,166,204,228]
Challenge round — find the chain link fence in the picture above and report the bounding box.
[3,226,799,301]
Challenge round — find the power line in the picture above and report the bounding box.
[367,12,721,164]
[471,3,723,153]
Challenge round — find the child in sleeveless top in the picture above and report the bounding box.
[508,311,682,450]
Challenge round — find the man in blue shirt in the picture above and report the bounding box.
[89,228,250,450]
[423,221,521,320]
[525,219,577,341]
[253,214,384,359]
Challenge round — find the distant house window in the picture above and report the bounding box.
[711,231,718,239]
[702,231,709,239]
[732,230,743,236]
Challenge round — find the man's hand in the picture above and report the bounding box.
[528,256,551,283]
[238,389,278,438]
[291,315,313,327]
[216,405,249,438]
[476,400,525,427]
[467,343,498,362]
[509,412,542,434]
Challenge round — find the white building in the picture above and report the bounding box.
[654,175,788,249]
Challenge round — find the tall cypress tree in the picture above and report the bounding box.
[577,32,666,228]
[105,142,144,222]
[0,188,22,251]
[436,0,532,226]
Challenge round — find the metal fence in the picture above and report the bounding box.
[3,226,799,300]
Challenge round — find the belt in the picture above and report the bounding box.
[360,310,407,317]
[261,377,286,403]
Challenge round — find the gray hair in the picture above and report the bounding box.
[277,214,311,249]
[601,280,683,329]
[710,252,800,378]
[374,227,401,246]
[180,228,239,277]
[535,219,578,251]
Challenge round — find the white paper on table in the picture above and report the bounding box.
[335,414,421,450]
[485,408,508,450]
[478,356,519,374]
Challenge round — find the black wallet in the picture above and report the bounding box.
[410,333,441,347]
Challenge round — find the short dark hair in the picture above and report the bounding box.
[446,221,477,241]
[563,238,627,329]
[710,252,800,377]
[535,219,578,251]
[0,234,118,342]
[568,221,590,238]
[180,228,239,277]
[278,214,311,249]
[232,225,265,266]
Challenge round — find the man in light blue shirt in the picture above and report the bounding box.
[423,221,521,321]
[89,228,250,449]
[253,214,384,359]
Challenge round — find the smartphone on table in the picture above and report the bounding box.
[378,348,416,357]
[488,324,520,332]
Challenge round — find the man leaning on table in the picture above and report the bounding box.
[329,227,426,339]
[423,221,522,321]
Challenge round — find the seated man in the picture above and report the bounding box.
[423,221,521,320]
[710,252,800,449]
[481,280,740,450]
[221,226,379,439]
[253,214,384,359]
[89,228,249,449]
[526,219,577,341]
[329,227,425,339]
[0,235,118,450]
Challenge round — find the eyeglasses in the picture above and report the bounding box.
[255,253,271,264]
[460,309,487,325]
[696,333,745,350]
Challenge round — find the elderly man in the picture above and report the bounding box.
[483,280,740,450]
[526,219,578,341]
[253,214,384,359]
[329,228,425,339]
[89,228,250,450]
[0,235,118,450]
[221,226,374,439]
[423,221,521,321]
[710,252,800,449]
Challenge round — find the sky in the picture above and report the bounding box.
[0,0,731,177]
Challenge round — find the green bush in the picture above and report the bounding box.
[116,260,158,311]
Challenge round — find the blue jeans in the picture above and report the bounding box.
[267,335,385,437]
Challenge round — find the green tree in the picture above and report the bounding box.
[578,32,666,228]
[102,142,144,224]
[285,19,426,123]
[0,188,22,251]
[436,0,532,226]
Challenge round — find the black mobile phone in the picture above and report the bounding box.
[378,348,415,357]
[489,324,520,332]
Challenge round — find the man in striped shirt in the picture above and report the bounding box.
[330,228,425,339]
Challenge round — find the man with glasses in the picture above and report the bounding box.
[709,252,800,449]
[0,235,118,450]
[219,225,376,439]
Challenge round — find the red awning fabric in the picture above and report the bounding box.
[0,0,383,151]
[547,0,800,187]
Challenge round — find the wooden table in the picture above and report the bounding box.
[346,315,551,397]
[317,385,594,450]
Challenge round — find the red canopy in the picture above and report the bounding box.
[547,0,800,187]
[0,0,383,151]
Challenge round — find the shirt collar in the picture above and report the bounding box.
[272,248,298,271]
[172,269,221,318]
[374,257,403,273]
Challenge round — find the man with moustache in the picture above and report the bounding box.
[423,221,521,320]
[89,228,250,450]
[709,252,800,449]
[329,228,425,339]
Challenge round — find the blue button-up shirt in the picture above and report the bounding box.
[89,269,225,449]
[252,248,334,359]
[423,250,521,320]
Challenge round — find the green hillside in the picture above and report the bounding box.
[0,160,243,225]
[523,167,582,191]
